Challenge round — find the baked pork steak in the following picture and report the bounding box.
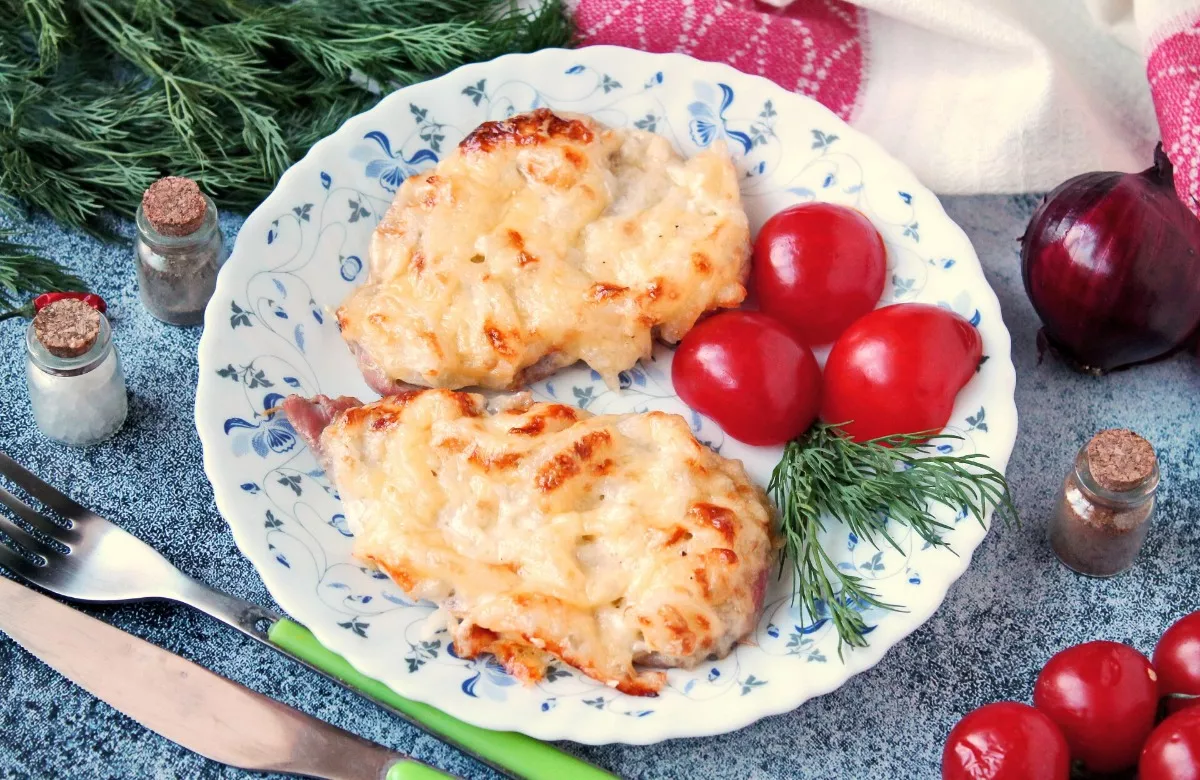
[283,390,775,695]
[336,108,750,393]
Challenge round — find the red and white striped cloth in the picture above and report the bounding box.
[568,0,1200,216]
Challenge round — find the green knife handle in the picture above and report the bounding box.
[387,761,455,780]
[269,619,616,780]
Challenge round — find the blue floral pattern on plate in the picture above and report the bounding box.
[196,47,1017,745]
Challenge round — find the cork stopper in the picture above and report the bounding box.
[142,176,207,237]
[1086,429,1156,492]
[33,299,102,358]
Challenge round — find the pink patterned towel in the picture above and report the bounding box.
[569,0,1200,216]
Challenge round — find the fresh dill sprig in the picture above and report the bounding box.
[0,0,573,232]
[0,230,87,321]
[767,423,1018,654]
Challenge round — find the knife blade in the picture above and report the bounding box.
[0,576,452,780]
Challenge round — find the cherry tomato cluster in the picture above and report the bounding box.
[943,611,1200,780]
[672,203,982,446]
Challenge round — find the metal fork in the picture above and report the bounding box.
[0,449,517,779]
[0,450,278,639]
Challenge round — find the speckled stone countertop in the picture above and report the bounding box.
[0,194,1197,780]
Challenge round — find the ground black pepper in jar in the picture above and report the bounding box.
[1049,429,1159,577]
[135,176,226,325]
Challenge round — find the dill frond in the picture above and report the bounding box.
[0,0,574,232]
[0,230,87,320]
[768,424,1017,654]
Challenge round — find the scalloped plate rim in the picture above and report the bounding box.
[196,45,1018,745]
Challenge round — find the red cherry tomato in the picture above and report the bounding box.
[671,311,821,446]
[752,202,887,345]
[1033,640,1159,773]
[1155,612,1200,714]
[1140,707,1200,780]
[820,303,982,442]
[941,701,1070,780]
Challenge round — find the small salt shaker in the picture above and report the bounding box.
[25,299,128,447]
[135,176,226,325]
[1049,429,1159,577]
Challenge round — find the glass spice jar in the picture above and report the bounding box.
[25,299,128,447]
[134,176,226,325]
[1049,429,1159,577]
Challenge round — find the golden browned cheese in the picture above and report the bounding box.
[336,109,750,391]
[318,389,776,695]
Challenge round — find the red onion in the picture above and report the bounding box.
[1021,144,1200,374]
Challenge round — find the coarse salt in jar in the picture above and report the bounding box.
[25,299,128,446]
[1048,429,1159,577]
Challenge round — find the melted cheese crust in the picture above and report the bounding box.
[319,389,775,694]
[336,109,750,390]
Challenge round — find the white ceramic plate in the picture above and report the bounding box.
[196,46,1017,744]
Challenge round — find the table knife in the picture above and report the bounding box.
[0,576,451,780]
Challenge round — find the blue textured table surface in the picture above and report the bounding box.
[0,194,1197,780]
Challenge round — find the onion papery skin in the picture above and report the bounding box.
[1021,146,1200,374]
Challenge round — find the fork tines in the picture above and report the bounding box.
[0,451,83,575]
[0,450,91,520]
